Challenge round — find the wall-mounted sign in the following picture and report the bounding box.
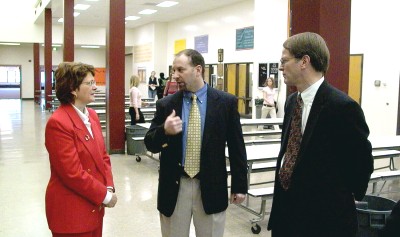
[236,26,254,50]
[174,39,186,54]
[194,35,208,53]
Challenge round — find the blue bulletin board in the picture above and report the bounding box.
[236,26,254,50]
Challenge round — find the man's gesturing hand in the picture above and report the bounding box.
[164,110,182,135]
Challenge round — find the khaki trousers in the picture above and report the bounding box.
[160,176,226,237]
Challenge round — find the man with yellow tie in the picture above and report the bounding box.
[145,49,248,237]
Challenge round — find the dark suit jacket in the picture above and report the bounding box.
[45,104,114,233]
[268,81,373,236]
[144,85,248,217]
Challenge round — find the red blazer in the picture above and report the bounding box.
[45,104,114,233]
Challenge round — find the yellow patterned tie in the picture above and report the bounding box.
[184,94,201,178]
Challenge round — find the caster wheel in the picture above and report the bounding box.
[136,156,141,162]
[251,224,261,234]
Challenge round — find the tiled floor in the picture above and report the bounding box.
[0,99,399,237]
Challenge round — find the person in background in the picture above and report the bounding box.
[157,72,168,100]
[260,77,279,130]
[45,62,117,237]
[129,75,145,125]
[148,70,158,99]
[163,76,178,96]
[144,49,248,237]
[267,32,373,237]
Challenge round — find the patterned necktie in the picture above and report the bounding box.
[184,94,201,178]
[279,94,303,190]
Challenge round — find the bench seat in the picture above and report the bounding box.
[227,161,276,174]
[242,130,281,137]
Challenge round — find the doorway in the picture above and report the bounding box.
[0,65,21,99]
[224,63,252,116]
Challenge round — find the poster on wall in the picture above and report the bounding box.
[194,35,208,53]
[258,63,268,87]
[269,63,279,88]
[174,39,186,54]
[236,26,254,50]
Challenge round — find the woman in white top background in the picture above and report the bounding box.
[129,75,145,125]
[261,77,279,130]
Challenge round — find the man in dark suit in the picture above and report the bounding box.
[144,49,247,237]
[267,32,374,237]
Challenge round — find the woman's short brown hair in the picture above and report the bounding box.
[55,62,95,104]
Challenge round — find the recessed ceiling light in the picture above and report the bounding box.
[74,12,80,17]
[41,44,62,47]
[0,42,20,46]
[157,1,179,8]
[74,4,90,10]
[81,45,100,48]
[139,9,157,15]
[58,18,64,23]
[125,16,140,21]
[85,0,99,2]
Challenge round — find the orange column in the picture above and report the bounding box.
[289,0,351,93]
[44,8,53,110]
[106,0,125,154]
[63,0,74,62]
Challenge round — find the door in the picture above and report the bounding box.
[348,54,363,104]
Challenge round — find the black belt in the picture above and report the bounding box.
[263,104,273,107]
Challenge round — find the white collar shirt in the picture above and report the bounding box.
[71,104,94,138]
[298,77,324,134]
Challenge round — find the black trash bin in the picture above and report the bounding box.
[356,195,397,237]
[126,125,148,155]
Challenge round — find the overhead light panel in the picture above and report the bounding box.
[85,0,99,1]
[74,4,90,10]
[139,9,157,15]
[58,18,64,22]
[81,45,100,48]
[125,16,140,21]
[74,12,80,17]
[0,42,20,46]
[41,44,62,47]
[157,1,179,7]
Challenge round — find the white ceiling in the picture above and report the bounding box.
[35,0,246,29]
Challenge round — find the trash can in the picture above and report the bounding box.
[255,99,263,119]
[126,125,148,155]
[356,195,397,237]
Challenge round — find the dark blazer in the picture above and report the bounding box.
[144,85,248,217]
[45,104,114,233]
[268,81,373,236]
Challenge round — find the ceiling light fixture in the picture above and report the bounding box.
[58,18,64,22]
[0,42,20,46]
[125,16,140,21]
[139,9,157,15]
[74,4,90,10]
[157,1,179,7]
[81,45,100,48]
[74,12,80,17]
[41,44,62,47]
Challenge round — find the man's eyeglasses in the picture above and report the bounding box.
[280,57,295,66]
[82,80,96,86]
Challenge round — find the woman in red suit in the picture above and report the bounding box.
[45,62,117,237]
